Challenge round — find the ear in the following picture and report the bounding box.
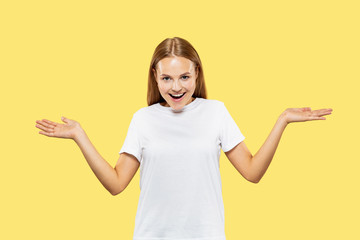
[152,68,157,81]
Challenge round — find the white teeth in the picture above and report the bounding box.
[171,93,185,97]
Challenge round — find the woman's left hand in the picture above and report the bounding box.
[281,107,333,124]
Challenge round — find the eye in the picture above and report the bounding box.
[162,77,170,81]
[181,76,189,80]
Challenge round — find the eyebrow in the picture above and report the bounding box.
[160,72,191,76]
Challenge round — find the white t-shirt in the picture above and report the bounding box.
[119,97,245,240]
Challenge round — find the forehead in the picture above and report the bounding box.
[156,57,195,75]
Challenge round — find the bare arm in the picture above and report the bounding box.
[35,116,140,196]
[225,107,333,183]
[74,129,122,195]
[225,115,286,184]
[248,114,288,182]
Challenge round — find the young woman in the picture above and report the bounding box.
[35,37,333,240]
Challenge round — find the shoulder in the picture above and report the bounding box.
[204,98,224,106]
[132,106,148,118]
[200,98,226,111]
[132,104,157,119]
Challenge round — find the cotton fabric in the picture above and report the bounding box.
[119,97,245,240]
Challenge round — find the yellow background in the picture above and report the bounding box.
[1,0,359,239]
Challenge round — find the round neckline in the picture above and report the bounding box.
[154,97,203,113]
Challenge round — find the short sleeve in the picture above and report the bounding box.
[119,113,142,163]
[219,102,245,152]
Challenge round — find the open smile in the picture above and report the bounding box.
[169,92,186,101]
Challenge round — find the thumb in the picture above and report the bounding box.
[61,116,69,123]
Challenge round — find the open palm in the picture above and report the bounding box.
[283,107,333,123]
[35,116,81,139]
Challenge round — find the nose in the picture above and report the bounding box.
[171,79,183,92]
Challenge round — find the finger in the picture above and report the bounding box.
[313,108,333,113]
[293,108,305,112]
[312,109,332,115]
[36,119,56,128]
[36,123,55,133]
[308,116,326,121]
[38,131,54,137]
[42,119,58,127]
[317,109,333,116]
[61,116,70,124]
[319,111,332,116]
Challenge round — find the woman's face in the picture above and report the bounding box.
[153,56,198,110]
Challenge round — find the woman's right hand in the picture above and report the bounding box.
[35,116,83,140]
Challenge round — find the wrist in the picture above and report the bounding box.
[73,126,86,143]
[278,112,289,126]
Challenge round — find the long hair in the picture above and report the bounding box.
[147,37,207,106]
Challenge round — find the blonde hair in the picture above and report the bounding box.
[147,37,207,106]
